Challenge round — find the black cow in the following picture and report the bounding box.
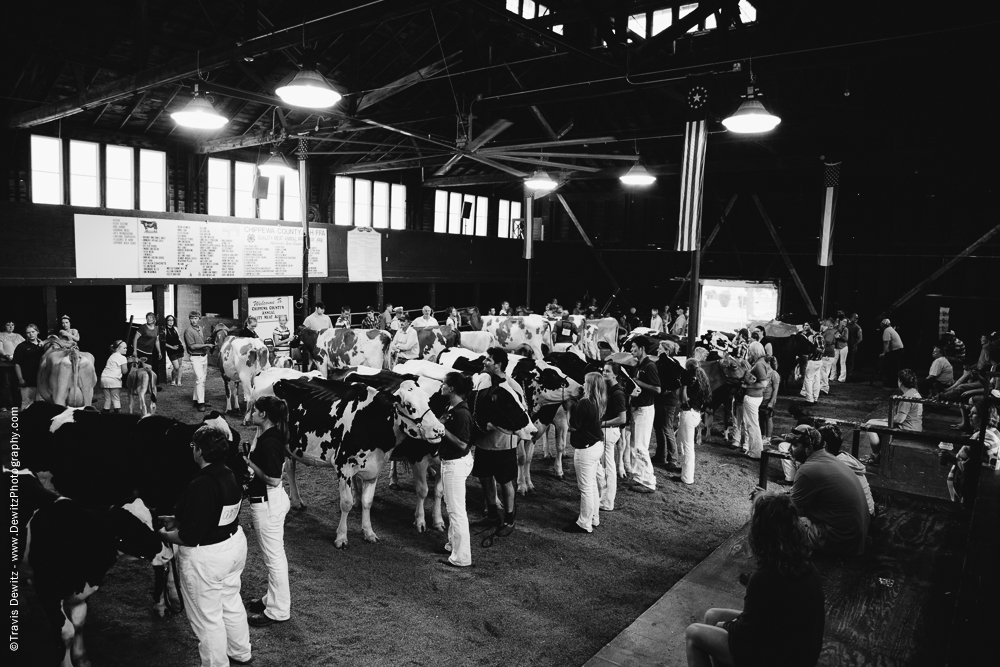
[769,333,818,394]
[273,376,444,548]
[14,468,163,667]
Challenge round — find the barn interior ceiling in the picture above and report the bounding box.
[4,0,998,197]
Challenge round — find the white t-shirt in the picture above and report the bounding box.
[392,327,419,359]
[303,313,333,331]
[929,357,954,384]
[101,352,128,384]
[412,316,439,329]
[882,326,903,351]
[0,332,25,359]
[894,387,923,431]
[650,315,664,333]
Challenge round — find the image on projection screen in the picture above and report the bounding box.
[698,279,780,335]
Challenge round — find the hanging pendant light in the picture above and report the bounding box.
[276,65,342,109]
[722,85,781,134]
[171,84,228,129]
[525,170,557,190]
[620,163,656,186]
[258,151,296,177]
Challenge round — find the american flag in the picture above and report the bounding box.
[676,84,709,252]
[818,162,841,266]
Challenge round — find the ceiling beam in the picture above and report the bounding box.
[8,0,441,128]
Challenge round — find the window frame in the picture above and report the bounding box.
[30,135,63,205]
[105,144,135,210]
[138,149,167,212]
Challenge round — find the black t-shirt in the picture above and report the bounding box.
[247,427,286,497]
[656,355,690,392]
[724,567,825,667]
[684,371,710,410]
[632,356,660,408]
[13,341,45,387]
[175,462,242,546]
[441,401,473,460]
[570,398,602,448]
[603,383,627,422]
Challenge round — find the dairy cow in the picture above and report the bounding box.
[458,330,499,354]
[465,308,553,360]
[293,327,392,375]
[36,337,97,407]
[415,326,460,362]
[273,376,444,548]
[217,334,272,417]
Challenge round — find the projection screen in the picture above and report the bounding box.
[697,279,781,336]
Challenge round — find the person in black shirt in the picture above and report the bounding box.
[159,426,251,667]
[599,361,629,511]
[13,323,44,409]
[629,336,661,493]
[685,493,825,667]
[674,359,711,485]
[237,317,260,339]
[438,372,475,567]
[564,372,607,533]
[244,396,291,625]
[653,339,684,473]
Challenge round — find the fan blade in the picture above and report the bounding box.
[433,154,465,176]
[466,119,513,152]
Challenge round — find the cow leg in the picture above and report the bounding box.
[412,457,430,532]
[359,475,381,544]
[540,426,553,459]
[552,408,569,479]
[516,439,530,495]
[286,458,306,510]
[389,461,400,490]
[336,477,354,549]
[64,587,97,667]
[432,461,446,531]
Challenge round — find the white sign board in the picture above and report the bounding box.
[698,279,780,336]
[347,227,383,282]
[232,296,293,343]
[75,214,327,279]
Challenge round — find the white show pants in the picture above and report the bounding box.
[741,395,764,458]
[677,409,701,484]
[820,356,835,393]
[630,406,657,490]
[598,427,620,510]
[835,346,849,382]
[191,355,208,403]
[776,441,799,482]
[249,486,291,621]
[801,360,823,402]
[441,453,474,566]
[177,527,251,667]
[573,441,603,531]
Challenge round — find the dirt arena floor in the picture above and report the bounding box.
[61,362,887,666]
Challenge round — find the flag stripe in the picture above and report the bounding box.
[818,162,840,266]
[676,119,707,252]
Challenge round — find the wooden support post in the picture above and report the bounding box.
[429,282,437,310]
[475,283,482,311]
[752,195,818,317]
[669,194,737,309]
[886,221,1000,314]
[312,284,322,309]
[238,285,249,325]
[44,286,58,334]
[377,282,384,312]
[688,245,701,353]
[152,284,167,379]
[555,194,621,292]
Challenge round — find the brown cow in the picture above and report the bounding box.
[125,356,158,416]
[36,337,97,407]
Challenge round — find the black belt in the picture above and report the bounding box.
[248,496,267,504]
[190,353,207,357]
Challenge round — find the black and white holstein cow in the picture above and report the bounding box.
[19,402,250,617]
[361,363,537,531]
[273,376,445,548]
[434,348,583,494]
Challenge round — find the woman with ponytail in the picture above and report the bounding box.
[565,371,608,534]
[244,395,292,626]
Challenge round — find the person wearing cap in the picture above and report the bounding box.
[334,306,352,329]
[412,305,439,330]
[628,335,661,493]
[183,311,215,412]
[390,313,419,361]
[390,306,404,332]
[758,424,869,555]
[879,318,905,388]
[360,306,379,330]
[303,302,333,331]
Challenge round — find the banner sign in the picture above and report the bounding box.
[346,227,383,282]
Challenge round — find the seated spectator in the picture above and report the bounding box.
[950,338,1000,432]
[783,425,870,555]
[919,345,954,397]
[862,369,922,466]
[445,307,460,330]
[412,306,439,329]
[390,314,419,361]
[940,330,966,373]
[544,298,563,318]
[685,493,825,667]
[942,403,1000,504]
[819,423,876,520]
[390,306,404,331]
[335,307,352,329]
[360,306,379,330]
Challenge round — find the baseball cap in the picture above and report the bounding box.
[394,306,403,313]
[366,305,374,312]
[789,424,822,448]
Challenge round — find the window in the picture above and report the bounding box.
[537,4,548,17]
[139,149,166,212]
[679,4,699,33]
[335,176,352,225]
[552,24,563,35]
[705,13,717,30]
[498,198,522,239]
[68,140,99,207]
[31,135,62,205]
[434,190,447,233]
[234,162,256,218]
[207,158,230,216]
[651,8,672,35]
[105,145,133,209]
[738,1,757,23]
[284,170,301,222]
[475,196,488,237]
[505,0,518,13]
[521,0,535,19]
[354,178,372,227]
[390,184,406,230]
[258,172,280,220]
[628,13,648,39]
[372,181,389,229]
[448,192,462,234]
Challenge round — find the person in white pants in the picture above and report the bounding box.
[599,361,629,510]
[245,397,291,626]
[800,356,824,403]
[740,343,770,460]
[158,426,251,667]
[675,358,711,485]
[437,372,475,567]
[183,311,214,411]
[564,372,607,533]
[628,337,661,493]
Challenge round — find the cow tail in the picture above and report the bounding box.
[381,334,392,370]
[150,370,158,412]
[69,348,82,406]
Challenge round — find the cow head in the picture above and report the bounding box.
[511,359,582,414]
[483,381,537,440]
[290,326,320,353]
[107,504,166,560]
[391,380,445,443]
[201,412,251,492]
